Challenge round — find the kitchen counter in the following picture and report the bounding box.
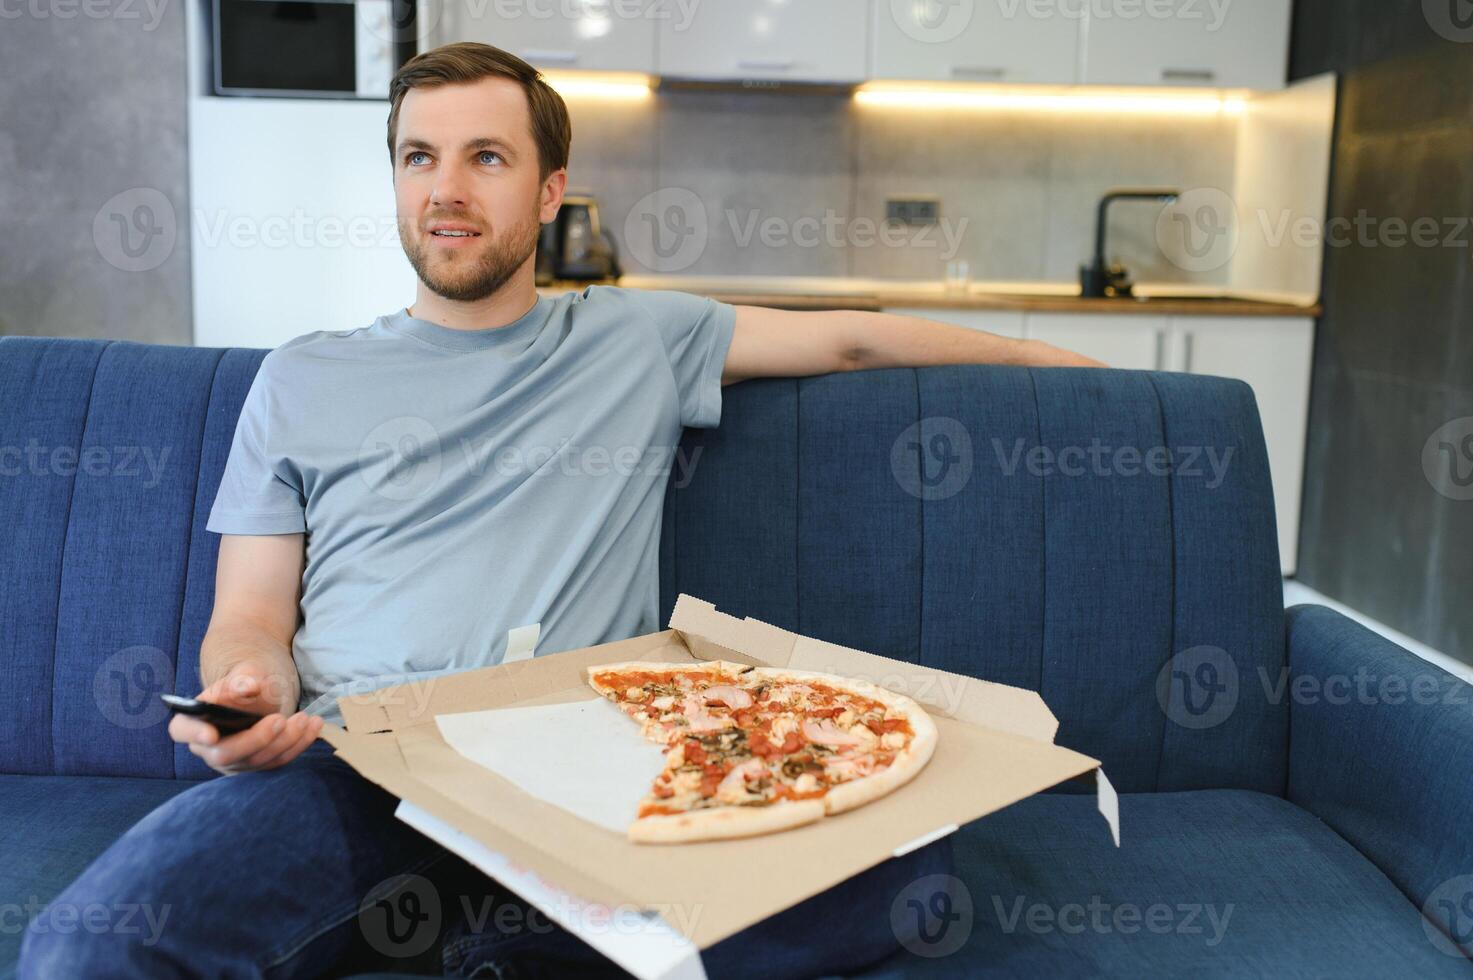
[539,276,1322,318]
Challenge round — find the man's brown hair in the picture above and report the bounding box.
[387,42,571,181]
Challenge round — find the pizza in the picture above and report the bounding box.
[587,660,937,844]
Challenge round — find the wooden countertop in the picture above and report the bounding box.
[539,279,1321,318]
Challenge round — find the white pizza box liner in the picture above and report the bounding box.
[436,698,669,834]
[320,593,1118,958]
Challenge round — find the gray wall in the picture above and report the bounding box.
[0,7,1238,345]
[0,0,192,344]
[568,88,1239,285]
[1291,0,1473,661]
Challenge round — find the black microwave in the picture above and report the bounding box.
[212,0,413,99]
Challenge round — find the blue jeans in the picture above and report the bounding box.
[18,738,952,979]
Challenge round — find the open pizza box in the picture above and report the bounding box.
[319,594,1119,979]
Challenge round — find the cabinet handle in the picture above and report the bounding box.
[1160,68,1216,83]
[1182,332,1194,373]
[951,65,1006,79]
[522,49,579,64]
[737,58,795,70]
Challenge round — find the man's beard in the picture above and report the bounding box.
[399,209,541,303]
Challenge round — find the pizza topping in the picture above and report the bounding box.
[715,757,768,803]
[769,714,799,740]
[766,683,816,707]
[802,717,869,748]
[749,727,805,758]
[701,685,754,709]
[681,693,733,734]
[823,755,878,781]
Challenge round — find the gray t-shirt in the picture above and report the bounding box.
[205,285,737,723]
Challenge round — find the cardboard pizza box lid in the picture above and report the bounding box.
[322,594,1109,954]
[668,594,1061,742]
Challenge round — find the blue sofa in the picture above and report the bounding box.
[2,335,1470,978]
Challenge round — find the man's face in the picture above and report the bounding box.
[392,76,563,302]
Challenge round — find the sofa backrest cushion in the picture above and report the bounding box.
[2,338,1287,790]
[659,368,1289,795]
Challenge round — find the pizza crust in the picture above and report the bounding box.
[823,718,937,814]
[630,798,825,844]
[587,660,752,694]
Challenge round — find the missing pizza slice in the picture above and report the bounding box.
[587,660,938,844]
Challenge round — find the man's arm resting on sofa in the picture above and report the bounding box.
[721,306,1106,384]
[1285,603,1473,953]
[167,533,324,774]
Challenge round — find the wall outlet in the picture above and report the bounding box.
[886,197,940,226]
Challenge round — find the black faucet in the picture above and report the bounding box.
[1080,188,1180,298]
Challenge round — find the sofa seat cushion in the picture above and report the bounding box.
[858,789,1471,978]
[0,774,196,977]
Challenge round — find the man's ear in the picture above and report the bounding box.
[540,169,569,224]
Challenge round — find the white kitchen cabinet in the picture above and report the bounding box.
[1080,0,1291,90]
[1025,313,1166,370]
[871,0,1077,84]
[657,0,869,83]
[1168,316,1314,574]
[886,308,1026,339]
[430,0,657,73]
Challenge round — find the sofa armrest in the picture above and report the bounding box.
[1286,603,1473,952]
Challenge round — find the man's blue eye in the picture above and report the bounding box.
[479,151,503,165]
[406,151,427,166]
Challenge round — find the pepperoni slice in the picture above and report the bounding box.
[748,732,778,758]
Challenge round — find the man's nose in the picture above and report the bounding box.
[429,161,470,209]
